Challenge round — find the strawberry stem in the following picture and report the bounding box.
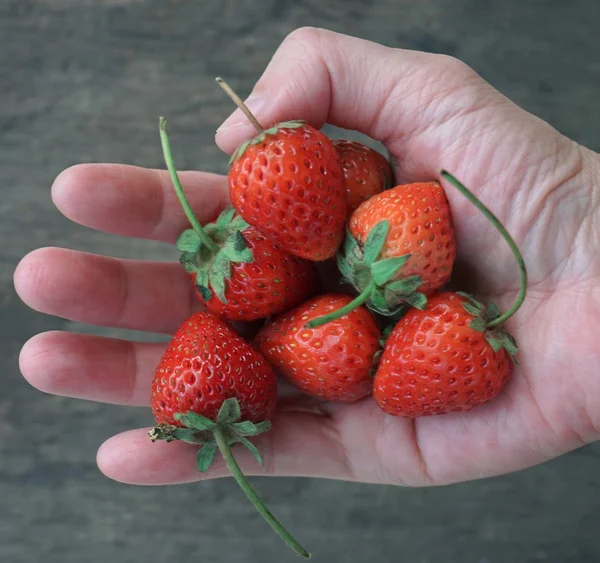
[440,170,528,328]
[212,427,310,559]
[304,280,376,329]
[215,77,264,135]
[159,117,220,254]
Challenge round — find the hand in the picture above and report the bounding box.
[15,28,600,487]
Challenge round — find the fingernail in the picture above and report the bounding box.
[217,94,265,131]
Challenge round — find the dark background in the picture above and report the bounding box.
[2,1,599,562]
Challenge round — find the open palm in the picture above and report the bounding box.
[15,28,600,488]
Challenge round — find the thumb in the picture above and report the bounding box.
[214,27,492,161]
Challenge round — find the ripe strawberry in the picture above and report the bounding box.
[255,294,381,402]
[151,311,277,426]
[373,292,517,417]
[149,312,309,559]
[186,219,319,320]
[217,78,346,262]
[159,118,318,322]
[332,139,393,215]
[306,180,456,328]
[373,170,528,417]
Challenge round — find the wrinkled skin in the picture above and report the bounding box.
[14,28,600,487]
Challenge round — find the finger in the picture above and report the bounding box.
[14,247,198,333]
[215,28,491,162]
[97,411,352,485]
[51,163,229,243]
[18,330,316,407]
[19,331,164,406]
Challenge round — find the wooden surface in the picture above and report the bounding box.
[2,1,599,562]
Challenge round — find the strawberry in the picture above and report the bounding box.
[332,139,393,215]
[150,311,277,426]
[149,311,309,559]
[255,294,381,402]
[373,292,516,416]
[159,118,318,321]
[217,78,346,262]
[373,170,528,417]
[307,181,456,328]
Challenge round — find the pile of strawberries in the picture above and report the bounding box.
[148,79,527,559]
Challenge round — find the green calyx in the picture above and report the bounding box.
[148,398,271,470]
[228,120,306,166]
[149,398,310,559]
[159,117,254,305]
[458,292,519,362]
[306,220,426,329]
[177,206,253,304]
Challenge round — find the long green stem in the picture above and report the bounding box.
[213,427,310,559]
[215,77,264,135]
[159,117,220,254]
[305,280,376,329]
[440,170,528,328]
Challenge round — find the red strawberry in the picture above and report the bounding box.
[332,139,393,215]
[217,78,346,262]
[372,170,529,417]
[307,180,456,328]
[255,294,381,402]
[348,181,455,295]
[159,118,318,322]
[373,292,516,417]
[187,221,318,321]
[150,312,277,426]
[149,312,309,559]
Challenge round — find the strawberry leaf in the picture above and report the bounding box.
[170,428,208,443]
[487,336,503,353]
[487,302,502,322]
[485,329,519,360]
[180,251,201,273]
[250,133,266,145]
[370,255,410,285]
[217,398,242,424]
[175,411,216,431]
[368,287,389,314]
[363,220,390,266]
[344,228,360,258]
[216,207,236,229]
[176,229,202,253]
[236,435,263,466]
[195,268,212,301]
[457,291,485,308]
[231,420,271,437]
[229,139,251,166]
[230,215,250,232]
[355,264,372,289]
[501,333,519,356]
[196,284,212,302]
[470,317,487,333]
[277,120,305,129]
[386,274,423,295]
[402,292,427,310]
[209,257,230,303]
[462,302,482,318]
[221,231,253,263]
[337,252,355,285]
[196,441,218,473]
